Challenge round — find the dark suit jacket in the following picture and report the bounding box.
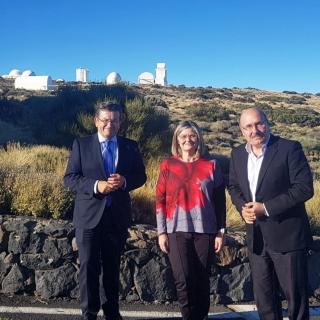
[64,133,147,230]
[228,135,313,253]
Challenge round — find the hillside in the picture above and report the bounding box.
[1,78,320,177]
[134,84,320,178]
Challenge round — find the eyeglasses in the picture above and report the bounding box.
[97,118,120,125]
[242,121,266,132]
[178,134,198,141]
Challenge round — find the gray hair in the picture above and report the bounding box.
[171,120,205,157]
[240,107,269,126]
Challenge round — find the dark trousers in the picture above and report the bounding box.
[76,209,126,320]
[249,247,309,320]
[167,232,213,320]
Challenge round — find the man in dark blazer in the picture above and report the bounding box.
[64,101,146,320]
[228,108,313,320]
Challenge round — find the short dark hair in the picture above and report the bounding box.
[94,100,125,120]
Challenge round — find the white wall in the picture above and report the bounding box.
[15,76,53,91]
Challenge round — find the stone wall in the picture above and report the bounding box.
[0,216,319,304]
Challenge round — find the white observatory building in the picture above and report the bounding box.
[155,63,167,86]
[138,72,155,85]
[106,72,121,85]
[76,68,89,82]
[15,76,53,91]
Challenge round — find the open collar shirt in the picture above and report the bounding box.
[245,136,270,202]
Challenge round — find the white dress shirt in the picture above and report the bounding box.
[94,133,120,194]
[245,138,270,215]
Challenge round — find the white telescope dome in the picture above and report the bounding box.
[9,69,22,77]
[22,70,36,77]
[138,72,154,85]
[106,72,122,85]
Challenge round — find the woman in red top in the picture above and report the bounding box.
[156,120,226,320]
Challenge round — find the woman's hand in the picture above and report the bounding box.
[214,232,224,253]
[158,233,169,254]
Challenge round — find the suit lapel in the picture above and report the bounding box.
[93,133,106,176]
[238,146,252,201]
[115,136,124,173]
[256,135,278,192]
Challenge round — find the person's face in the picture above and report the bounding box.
[177,128,198,155]
[94,110,120,139]
[240,109,270,147]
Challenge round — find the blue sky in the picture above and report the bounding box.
[1,0,320,92]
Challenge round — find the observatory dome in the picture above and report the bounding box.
[138,72,154,85]
[9,69,22,78]
[22,70,35,77]
[106,72,122,85]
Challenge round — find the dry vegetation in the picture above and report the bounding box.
[0,80,319,233]
[136,85,320,177]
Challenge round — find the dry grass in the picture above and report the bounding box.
[0,143,69,176]
[0,143,318,234]
[131,157,163,225]
[306,180,320,235]
[0,143,72,218]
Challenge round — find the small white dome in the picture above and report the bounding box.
[9,69,22,77]
[106,72,121,85]
[22,70,35,77]
[138,72,154,85]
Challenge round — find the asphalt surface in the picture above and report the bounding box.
[0,295,241,319]
[0,295,319,320]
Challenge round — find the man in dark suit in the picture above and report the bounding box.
[228,108,313,320]
[64,101,146,320]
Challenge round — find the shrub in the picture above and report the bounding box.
[144,95,168,109]
[283,90,298,94]
[121,98,171,158]
[260,95,287,103]
[0,144,73,218]
[268,107,320,127]
[306,181,320,235]
[287,96,306,105]
[0,84,137,147]
[11,172,72,219]
[188,103,231,122]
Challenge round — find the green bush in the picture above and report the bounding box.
[260,95,288,103]
[287,96,306,105]
[268,107,320,127]
[0,84,137,147]
[189,103,232,122]
[122,98,171,158]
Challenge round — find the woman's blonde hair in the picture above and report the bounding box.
[171,120,205,157]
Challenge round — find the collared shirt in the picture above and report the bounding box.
[245,134,270,200]
[245,137,270,215]
[246,143,267,202]
[94,133,125,194]
[97,132,118,168]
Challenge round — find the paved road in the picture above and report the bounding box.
[0,295,319,320]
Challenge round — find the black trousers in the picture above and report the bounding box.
[249,247,309,320]
[76,208,126,320]
[167,232,214,320]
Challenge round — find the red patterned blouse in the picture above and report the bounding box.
[156,156,226,235]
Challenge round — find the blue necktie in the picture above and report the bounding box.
[102,140,114,177]
[102,140,114,207]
